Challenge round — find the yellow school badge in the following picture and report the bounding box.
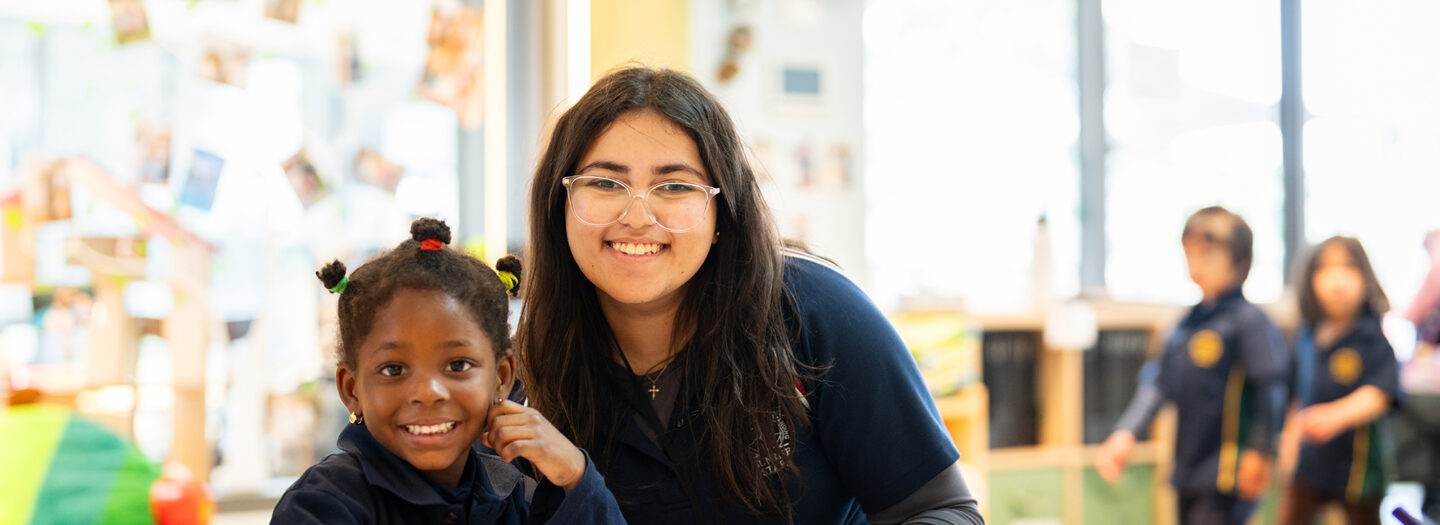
[1189,330,1224,368]
[1329,348,1362,385]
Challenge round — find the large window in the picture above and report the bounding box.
[1101,0,1285,304]
[863,0,1079,312]
[866,0,1440,312]
[1303,0,1440,307]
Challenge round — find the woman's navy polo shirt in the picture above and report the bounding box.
[271,423,624,524]
[591,254,962,524]
[1292,314,1400,501]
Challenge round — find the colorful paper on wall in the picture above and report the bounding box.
[418,6,485,129]
[109,0,150,45]
[178,150,223,211]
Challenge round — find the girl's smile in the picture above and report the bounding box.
[337,288,513,488]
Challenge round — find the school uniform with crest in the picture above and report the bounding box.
[271,423,625,524]
[1291,312,1400,503]
[556,254,980,524]
[1114,287,1289,517]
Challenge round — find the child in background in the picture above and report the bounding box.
[1394,230,1440,523]
[1280,236,1399,525]
[1097,206,1290,525]
[271,218,624,524]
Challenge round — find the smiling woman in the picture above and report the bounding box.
[565,109,721,316]
[517,66,984,524]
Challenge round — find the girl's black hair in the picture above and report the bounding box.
[316,217,521,368]
[1298,235,1389,326]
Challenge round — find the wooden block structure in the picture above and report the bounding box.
[1,158,215,481]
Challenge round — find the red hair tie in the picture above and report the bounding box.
[420,239,444,251]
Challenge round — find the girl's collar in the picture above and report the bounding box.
[336,422,524,506]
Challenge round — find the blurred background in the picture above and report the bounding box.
[0,0,1437,523]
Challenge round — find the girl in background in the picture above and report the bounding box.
[1281,236,1400,525]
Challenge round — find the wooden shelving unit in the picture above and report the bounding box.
[954,300,1188,525]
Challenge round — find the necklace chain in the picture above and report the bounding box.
[641,358,672,400]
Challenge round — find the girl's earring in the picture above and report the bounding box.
[348,412,364,425]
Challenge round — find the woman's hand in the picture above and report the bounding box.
[483,400,587,491]
[1096,430,1136,483]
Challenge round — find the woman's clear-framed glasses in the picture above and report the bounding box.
[561,175,721,233]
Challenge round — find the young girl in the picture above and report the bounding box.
[1280,236,1400,525]
[271,218,624,524]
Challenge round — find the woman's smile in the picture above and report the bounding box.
[566,109,716,309]
[606,238,669,258]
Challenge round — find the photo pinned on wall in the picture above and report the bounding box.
[418,6,485,129]
[354,148,404,193]
[791,141,852,192]
[179,149,224,211]
[717,25,753,83]
[135,122,171,184]
[199,40,252,88]
[336,31,362,86]
[780,0,823,30]
[793,143,815,189]
[821,143,852,190]
[109,0,150,45]
[783,66,822,97]
[772,63,828,117]
[282,151,325,208]
[264,0,300,24]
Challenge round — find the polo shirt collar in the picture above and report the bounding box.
[337,423,521,507]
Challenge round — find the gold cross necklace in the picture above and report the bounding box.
[643,360,671,400]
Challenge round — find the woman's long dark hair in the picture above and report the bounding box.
[517,66,810,518]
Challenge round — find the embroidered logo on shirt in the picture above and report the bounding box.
[1189,330,1224,368]
[1329,347,1362,385]
[755,413,795,475]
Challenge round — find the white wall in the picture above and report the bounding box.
[689,0,868,284]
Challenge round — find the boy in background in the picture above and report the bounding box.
[1097,206,1290,525]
